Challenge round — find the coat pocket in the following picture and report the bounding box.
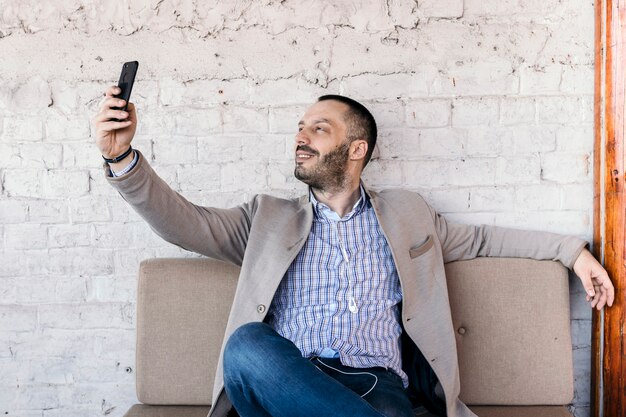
[409,234,434,259]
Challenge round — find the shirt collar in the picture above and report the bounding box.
[309,184,368,222]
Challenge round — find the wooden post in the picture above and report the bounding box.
[592,0,626,415]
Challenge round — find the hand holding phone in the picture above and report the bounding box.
[93,61,139,161]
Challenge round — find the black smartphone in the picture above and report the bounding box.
[111,61,138,121]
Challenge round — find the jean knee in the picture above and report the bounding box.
[223,322,271,378]
[226,322,272,353]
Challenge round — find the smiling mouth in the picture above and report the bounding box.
[296,152,316,161]
[295,144,318,162]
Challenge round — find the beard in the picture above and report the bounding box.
[294,141,351,192]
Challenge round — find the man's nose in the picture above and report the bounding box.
[295,130,309,145]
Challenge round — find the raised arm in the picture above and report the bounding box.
[105,151,252,265]
[93,85,252,265]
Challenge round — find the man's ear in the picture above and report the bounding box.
[350,140,368,161]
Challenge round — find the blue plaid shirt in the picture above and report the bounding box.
[267,186,407,387]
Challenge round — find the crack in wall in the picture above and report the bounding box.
[0,0,430,38]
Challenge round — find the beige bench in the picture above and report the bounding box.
[123,257,576,417]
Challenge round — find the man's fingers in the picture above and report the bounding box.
[98,96,126,116]
[591,292,600,308]
[583,274,599,307]
[94,109,129,124]
[575,251,615,310]
[581,275,596,298]
[599,279,615,307]
[599,273,615,307]
[105,85,121,98]
[590,272,615,308]
[591,291,606,310]
[591,277,612,310]
[98,120,133,132]
[102,97,126,111]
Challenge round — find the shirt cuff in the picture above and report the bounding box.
[109,150,138,177]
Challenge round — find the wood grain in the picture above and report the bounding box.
[593,0,626,415]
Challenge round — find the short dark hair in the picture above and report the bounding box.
[317,94,377,166]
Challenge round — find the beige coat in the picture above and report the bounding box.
[106,151,587,417]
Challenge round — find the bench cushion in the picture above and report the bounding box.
[134,257,574,408]
[136,258,239,405]
[445,258,573,405]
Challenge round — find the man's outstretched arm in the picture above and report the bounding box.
[426,202,615,310]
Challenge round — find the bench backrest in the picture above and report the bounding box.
[135,257,573,406]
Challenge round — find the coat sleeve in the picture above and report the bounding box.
[425,201,589,269]
[104,150,252,266]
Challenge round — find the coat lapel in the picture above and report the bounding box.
[367,187,423,309]
[242,195,313,299]
[366,186,444,341]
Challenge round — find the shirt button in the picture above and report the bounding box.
[457,327,466,335]
[257,304,266,314]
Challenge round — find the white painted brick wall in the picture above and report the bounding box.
[0,0,596,415]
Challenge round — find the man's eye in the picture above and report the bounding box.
[316,127,325,132]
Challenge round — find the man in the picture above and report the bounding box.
[93,86,614,417]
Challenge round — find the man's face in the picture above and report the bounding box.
[294,100,352,191]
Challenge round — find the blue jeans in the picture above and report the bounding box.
[223,322,415,417]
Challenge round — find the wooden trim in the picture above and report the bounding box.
[593,0,626,415]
